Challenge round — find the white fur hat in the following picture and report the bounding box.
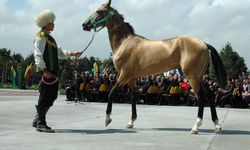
[34,9,56,28]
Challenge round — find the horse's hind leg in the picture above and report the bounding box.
[126,79,137,128]
[201,84,222,133]
[188,78,204,134]
[191,95,205,134]
[208,97,222,133]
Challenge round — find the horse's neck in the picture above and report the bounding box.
[107,21,133,53]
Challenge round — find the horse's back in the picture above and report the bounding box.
[113,34,209,80]
[176,35,207,51]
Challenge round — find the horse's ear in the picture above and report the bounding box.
[106,0,112,6]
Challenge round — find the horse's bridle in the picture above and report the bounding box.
[88,9,116,32]
[79,10,116,55]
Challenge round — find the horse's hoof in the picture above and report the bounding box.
[214,126,222,133]
[126,123,134,128]
[190,129,198,134]
[105,118,112,127]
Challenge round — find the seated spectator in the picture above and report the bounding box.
[108,73,117,90]
[217,78,235,107]
[180,78,189,93]
[168,74,180,105]
[80,71,93,101]
[65,72,83,101]
[142,75,159,104]
[98,74,110,102]
[137,76,147,104]
[242,78,250,107]
[232,79,248,108]
[179,78,189,104]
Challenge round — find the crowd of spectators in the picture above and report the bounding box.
[65,71,250,108]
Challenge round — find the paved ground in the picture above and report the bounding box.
[0,89,250,150]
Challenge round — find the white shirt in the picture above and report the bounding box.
[33,32,71,70]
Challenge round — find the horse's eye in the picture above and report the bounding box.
[97,10,103,14]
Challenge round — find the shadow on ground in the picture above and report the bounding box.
[150,128,250,135]
[54,128,137,134]
[54,127,250,135]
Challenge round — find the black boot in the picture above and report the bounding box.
[32,105,52,130]
[35,105,54,133]
[32,108,38,128]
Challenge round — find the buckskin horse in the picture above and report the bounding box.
[82,0,227,134]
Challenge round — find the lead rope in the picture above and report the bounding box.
[36,31,97,89]
[79,32,96,56]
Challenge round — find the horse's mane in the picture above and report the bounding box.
[125,23,135,34]
[114,8,135,34]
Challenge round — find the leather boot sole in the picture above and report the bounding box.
[36,127,55,133]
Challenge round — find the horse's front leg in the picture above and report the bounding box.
[127,90,137,128]
[127,79,137,128]
[105,83,118,126]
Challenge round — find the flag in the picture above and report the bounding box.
[24,63,33,82]
[104,64,110,75]
[11,66,16,78]
[16,63,23,86]
[92,62,99,75]
[11,66,16,86]
[99,64,105,75]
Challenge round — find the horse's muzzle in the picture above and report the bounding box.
[82,23,91,31]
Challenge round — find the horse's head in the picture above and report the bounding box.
[82,0,116,32]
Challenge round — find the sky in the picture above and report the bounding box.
[0,0,249,69]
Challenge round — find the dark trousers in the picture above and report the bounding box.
[36,77,59,126]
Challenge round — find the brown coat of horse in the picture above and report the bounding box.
[82,0,227,134]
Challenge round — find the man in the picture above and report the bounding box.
[33,9,81,132]
[218,78,235,107]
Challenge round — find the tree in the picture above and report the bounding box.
[77,56,92,73]
[12,53,24,63]
[58,58,73,89]
[24,53,35,65]
[219,42,248,78]
[0,48,12,85]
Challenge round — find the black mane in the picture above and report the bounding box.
[125,23,135,34]
[118,12,135,34]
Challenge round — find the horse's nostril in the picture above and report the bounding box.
[82,23,86,28]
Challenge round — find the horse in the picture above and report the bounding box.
[82,0,227,134]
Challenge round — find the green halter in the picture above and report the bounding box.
[88,10,116,32]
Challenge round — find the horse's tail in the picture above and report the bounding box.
[206,43,227,88]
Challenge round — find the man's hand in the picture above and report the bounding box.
[43,69,57,79]
[70,52,81,57]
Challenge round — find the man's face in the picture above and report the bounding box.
[44,22,54,31]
